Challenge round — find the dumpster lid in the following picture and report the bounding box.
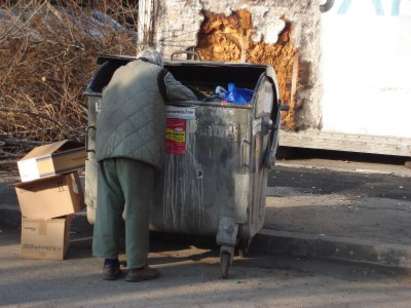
[88,54,276,95]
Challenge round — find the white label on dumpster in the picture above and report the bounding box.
[166,106,195,120]
[95,99,102,113]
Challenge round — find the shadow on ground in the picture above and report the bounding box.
[1,228,410,307]
[268,166,411,199]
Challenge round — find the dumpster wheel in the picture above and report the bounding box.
[220,247,234,279]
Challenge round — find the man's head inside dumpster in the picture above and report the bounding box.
[137,48,163,67]
[92,48,197,282]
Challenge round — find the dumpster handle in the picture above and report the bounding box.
[170,50,201,61]
[263,75,281,169]
[263,107,280,169]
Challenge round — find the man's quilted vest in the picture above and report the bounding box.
[96,60,165,168]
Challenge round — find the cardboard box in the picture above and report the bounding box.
[17,140,86,182]
[21,217,71,260]
[15,172,84,220]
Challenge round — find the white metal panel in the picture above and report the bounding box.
[279,130,411,156]
[320,0,411,138]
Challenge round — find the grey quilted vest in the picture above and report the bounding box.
[96,60,166,168]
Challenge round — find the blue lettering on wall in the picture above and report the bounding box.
[391,0,401,15]
[336,0,402,16]
[373,0,385,15]
[337,0,351,15]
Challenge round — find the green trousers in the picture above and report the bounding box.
[92,158,154,269]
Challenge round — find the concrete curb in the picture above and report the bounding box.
[276,160,411,178]
[3,205,411,270]
[251,229,411,269]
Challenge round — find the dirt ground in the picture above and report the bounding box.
[1,230,411,308]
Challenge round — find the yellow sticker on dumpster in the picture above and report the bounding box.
[165,118,186,155]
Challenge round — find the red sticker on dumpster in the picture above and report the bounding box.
[165,118,186,155]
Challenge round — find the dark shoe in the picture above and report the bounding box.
[102,258,121,280]
[125,266,160,282]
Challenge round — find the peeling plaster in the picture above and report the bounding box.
[154,0,322,130]
[248,7,286,44]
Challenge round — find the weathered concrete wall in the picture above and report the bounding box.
[152,0,322,130]
[194,10,298,129]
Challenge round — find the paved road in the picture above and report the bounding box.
[265,166,411,245]
[1,231,411,308]
[2,163,411,307]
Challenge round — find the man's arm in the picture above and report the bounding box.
[158,70,197,102]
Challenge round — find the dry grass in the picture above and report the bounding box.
[0,0,138,158]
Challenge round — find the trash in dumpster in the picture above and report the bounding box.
[215,83,254,104]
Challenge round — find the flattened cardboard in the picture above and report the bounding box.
[15,172,84,219]
[21,217,71,260]
[17,140,86,182]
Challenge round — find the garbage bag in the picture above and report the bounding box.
[215,83,254,104]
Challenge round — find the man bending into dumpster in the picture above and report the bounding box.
[93,49,196,282]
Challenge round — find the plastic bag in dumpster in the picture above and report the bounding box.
[215,83,254,105]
